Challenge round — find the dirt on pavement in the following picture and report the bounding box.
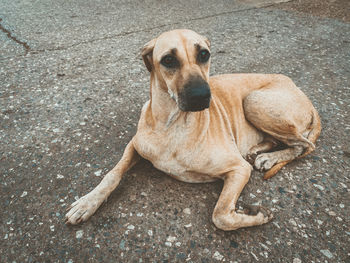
[270,0,350,22]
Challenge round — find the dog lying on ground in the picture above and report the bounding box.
[65,29,321,230]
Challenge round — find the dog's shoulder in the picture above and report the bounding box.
[209,74,252,91]
[209,73,283,99]
[209,74,247,100]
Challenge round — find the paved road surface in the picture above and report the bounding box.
[1,0,349,262]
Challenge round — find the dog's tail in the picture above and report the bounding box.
[263,161,291,180]
[264,110,321,180]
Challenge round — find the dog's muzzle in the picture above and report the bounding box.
[178,77,211,112]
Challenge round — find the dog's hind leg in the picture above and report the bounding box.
[65,140,140,224]
[254,145,304,172]
[246,138,278,164]
[243,77,321,179]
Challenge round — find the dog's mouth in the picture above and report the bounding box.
[178,95,211,112]
[177,77,211,112]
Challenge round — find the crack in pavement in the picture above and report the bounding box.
[35,5,266,53]
[1,4,277,59]
[0,17,31,55]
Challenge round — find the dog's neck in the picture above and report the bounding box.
[149,75,177,124]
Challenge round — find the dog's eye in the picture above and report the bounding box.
[197,50,210,63]
[161,55,179,68]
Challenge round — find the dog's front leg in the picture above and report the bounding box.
[65,140,140,224]
[212,163,273,231]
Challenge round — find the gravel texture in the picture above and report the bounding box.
[1,0,349,262]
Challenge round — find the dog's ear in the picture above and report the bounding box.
[141,38,157,72]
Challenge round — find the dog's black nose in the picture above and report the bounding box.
[179,77,211,112]
[187,86,211,101]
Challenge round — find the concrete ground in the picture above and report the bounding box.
[1,0,349,262]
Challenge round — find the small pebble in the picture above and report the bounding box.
[183,208,191,215]
[251,252,259,261]
[314,184,324,191]
[119,240,125,250]
[289,218,297,227]
[76,230,84,239]
[260,243,269,251]
[320,249,333,259]
[167,236,176,242]
[328,211,336,216]
[94,170,102,177]
[213,251,224,261]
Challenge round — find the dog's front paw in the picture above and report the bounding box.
[254,153,277,171]
[65,193,103,225]
[213,204,273,231]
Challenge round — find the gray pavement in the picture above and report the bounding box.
[1,0,349,262]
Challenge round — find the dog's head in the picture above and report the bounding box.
[142,29,211,112]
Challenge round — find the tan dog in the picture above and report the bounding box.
[65,29,321,230]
